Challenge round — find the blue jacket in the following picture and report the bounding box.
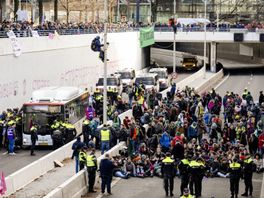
[100,158,115,177]
[159,132,171,148]
[72,140,85,157]
[188,123,198,138]
[95,38,102,52]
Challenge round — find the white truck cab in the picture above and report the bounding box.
[149,68,169,91]
[95,74,123,95]
[115,68,135,91]
[135,73,159,92]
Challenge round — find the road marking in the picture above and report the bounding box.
[214,73,230,90]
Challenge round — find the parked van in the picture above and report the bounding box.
[115,68,135,91]
[95,74,123,95]
[149,68,169,91]
[135,73,159,92]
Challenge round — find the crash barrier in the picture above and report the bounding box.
[43,142,126,198]
[195,69,224,93]
[1,111,132,197]
[160,67,205,98]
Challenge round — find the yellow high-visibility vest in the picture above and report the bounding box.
[101,129,110,141]
[181,159,190,165]
[138,97,144,105]
[79,151,86,163]
[229,162,241,169]
[162,157,174,163]
[87,155,96,167]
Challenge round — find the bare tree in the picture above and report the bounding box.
[59,0,78,23]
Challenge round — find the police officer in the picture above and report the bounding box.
[241,153,254,197]
[82,118,91,145]
[100,124,110,155]
[79,146,87,171]
[64,122,77,143]
[228,157,242,198]
[180,188,194,198]
[30,124,38,156]
[196,157,206,197]
[86,148,97,193]
[178,155,191,196]
[189,157,204,198]
[161,152,175,197]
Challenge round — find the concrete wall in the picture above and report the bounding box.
[0,32,145,111]
[44,142,126,198]
[175,42,264,64]
[154,31,262,43]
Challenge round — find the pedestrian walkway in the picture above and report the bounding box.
[10,151,100,198]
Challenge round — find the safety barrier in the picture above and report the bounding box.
[195,69,224,93]
[1,111,132,197]
[160,67,205,98]
[43,142,126,198]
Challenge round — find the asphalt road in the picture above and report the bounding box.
[107,174,263,198]
[216,72,264,101]
[0,148,52,176]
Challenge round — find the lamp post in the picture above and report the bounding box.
[173,0,176,73]
[103,0,108,124]
[202,0,207,79]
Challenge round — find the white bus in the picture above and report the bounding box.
[22,87,89,146]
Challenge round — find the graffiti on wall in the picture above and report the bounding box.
[0,81,19,98]
[60,66,99,88]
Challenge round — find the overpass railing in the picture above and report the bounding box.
[0,27,259,38]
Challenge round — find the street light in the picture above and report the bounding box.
[202,0,207,79]
[103,0,108,124]
[173,0,176,74]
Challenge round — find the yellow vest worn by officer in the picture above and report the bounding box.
[180,195,194,198]
[65,123,75,129]
[163,157,174,163]
[189,160,201,168]
[30,125,37,132]
[101,129,110,141]
[244,158,253,164]
[83,119,90,126]
[79,150,87,163]
[87,154,96,167]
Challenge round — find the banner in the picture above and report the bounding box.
[0,172,7,195]
[31,30,40,38]
[139,27,154,48]
[7,30,22,57]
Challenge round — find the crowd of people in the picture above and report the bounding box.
[0,108,22,155]
[2,19,264,38]
[73,79,264,197]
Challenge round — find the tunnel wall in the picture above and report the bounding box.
[0,32,145,111]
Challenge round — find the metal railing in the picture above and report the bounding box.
[0,26,260,38]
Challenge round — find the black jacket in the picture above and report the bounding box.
[100,158,115,177]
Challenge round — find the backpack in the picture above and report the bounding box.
[91,38,97,51]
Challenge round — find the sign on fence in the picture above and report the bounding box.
[139,27,154,48]
[7,30,22,57]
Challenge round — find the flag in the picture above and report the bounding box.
[0,172,7,195]
[48,32,54,40]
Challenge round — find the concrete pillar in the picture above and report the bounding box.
[210,41,217,73]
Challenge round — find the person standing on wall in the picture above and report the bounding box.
[86,148,97,193]
[100,153,115,195]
